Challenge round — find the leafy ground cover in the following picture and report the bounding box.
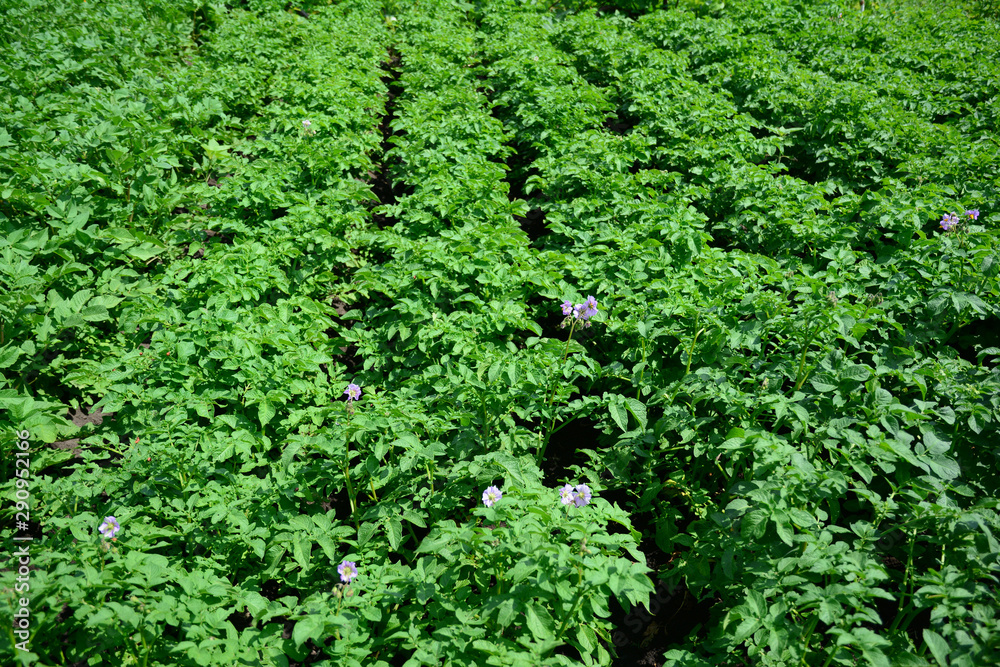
[1,0,998,665]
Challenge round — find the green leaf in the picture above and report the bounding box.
[922,629,950,667]
[609,399,628,432]
[241,591,270,617]
[386,517,403,550]
[525,602,555,641]
[488,359,502,383]
[734,616,761,643]
[725,499,750,514]
[292,615,323,647]
[849,460,874,484]
[576,624,597,653]
[259,401,276,428]
[745,590,767,618]
[842,364,872,382]
[773,510,795,546]
[125,244,162,261]
[0,345,21,369]
[497,598,516,628]
[357,521,377,548]
[292,535,311,573]
[80,305,109,322]
[625,398,647,430]
[810,378,838,392]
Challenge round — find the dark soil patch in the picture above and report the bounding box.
[513,207,547,243]
[370,46,407,229]
[540,416,603,486]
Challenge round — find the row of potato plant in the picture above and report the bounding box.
[337,2,654,663]
[2,0,397,664]
[476,0,1000,665]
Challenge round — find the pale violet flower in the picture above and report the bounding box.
[344,383,361,401]
[573,484,593,507]
[302,119,312,129]
[559,484,575,505]
[338,560,358,584]
[965,209,980,221]
[559,296,600,328]
[98,516,121,540]
[558,484,594,507]
[482,485,502,508]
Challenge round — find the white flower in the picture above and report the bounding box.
[482,485,502,507]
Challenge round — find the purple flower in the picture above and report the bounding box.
[302,119,312,129]
[572,484,592,507]
[559,484,575,505]
[560,296,601,329]
[965,209,980,221]
[940,213,959,231]
[482,485,502,507]
[98,516,121,540]
[338,560,358,584]
[344,383,362,401]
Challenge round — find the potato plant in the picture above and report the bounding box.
[1,0,998,666]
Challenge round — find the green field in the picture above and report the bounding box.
[2,0,999,665]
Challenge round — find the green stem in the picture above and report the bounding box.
[141,628,151,667]
[890,606,923,635]
[555,570,586,640]
[942,319,962,344]
[636,338,647,399]
[794,320,826,392]
[891,530,916,629]
[480,391,489,446]
[799,613,820,665]
[685,312,703,375]
[537,319,578,464]
[713,457,729,482]
[547,416,577,439]
[343,463,358,530]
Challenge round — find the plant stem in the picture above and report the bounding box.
[685,312,703,376]
[343,463,358,530]
[636,338,647,399]
[794,320,826,392]
[555,571,586,640]
[141,629,150,667]
[480,391,489,446]
[537,319,578,464]
[890,530,917,631]
[799,613,820,665]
